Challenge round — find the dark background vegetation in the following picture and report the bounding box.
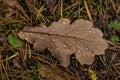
[0,0,120,80]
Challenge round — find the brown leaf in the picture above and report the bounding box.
[18,18,108,67]
[38,65,77,80]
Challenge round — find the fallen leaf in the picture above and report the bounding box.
[18,18,108,67]
[38,65,76,80]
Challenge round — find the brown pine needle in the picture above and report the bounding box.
[83,0,93,23]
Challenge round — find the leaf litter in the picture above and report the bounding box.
[18,18,108,67]
[38,65,78,80]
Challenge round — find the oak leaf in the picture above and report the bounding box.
[18,18,108,67]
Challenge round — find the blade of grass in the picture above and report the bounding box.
[0,52,19,63]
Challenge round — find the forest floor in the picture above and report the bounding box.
[0,0,120,80]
